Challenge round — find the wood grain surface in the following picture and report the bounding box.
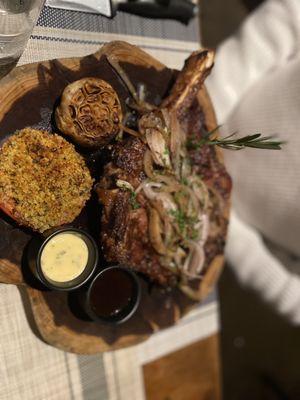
[143,334,222,400]
[0,41,226,354]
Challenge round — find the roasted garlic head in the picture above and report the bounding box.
[55,77,122,148]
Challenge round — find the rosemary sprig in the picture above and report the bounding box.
[187,126,284,151]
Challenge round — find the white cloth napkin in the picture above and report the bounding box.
[46,0,111,16]
[207,0,300,323]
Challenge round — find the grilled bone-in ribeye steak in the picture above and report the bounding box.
[96,50,231,293]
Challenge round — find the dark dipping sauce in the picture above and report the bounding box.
[89,269,135,319]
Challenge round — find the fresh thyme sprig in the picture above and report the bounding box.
[169,209,199,240]
[129,190,140,210]
[186,126,284,151]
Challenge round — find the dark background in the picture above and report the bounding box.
[201,1,300,399]
[201,0,264,48]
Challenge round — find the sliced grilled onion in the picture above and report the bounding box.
[140,181,160,198]
[164,216,174,246]
[143,149,156,179]
[182,240,205,279]
[184,186,200,217]
[151,199,175,247]
[148,207,168,255]
[155,175,181,192]
[179,284,202,301]
[199,213,209,244]
[142,182,177,213]
[191,176,210,210]
[174,246,187,268]
[157,193,177,213]
[146,129,171,169]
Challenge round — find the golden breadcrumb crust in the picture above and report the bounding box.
[0,128,93,232]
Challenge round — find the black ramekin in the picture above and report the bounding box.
[27,228,99,291]
[78,265,141,324]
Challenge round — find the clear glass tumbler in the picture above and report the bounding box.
[0,0,44,67]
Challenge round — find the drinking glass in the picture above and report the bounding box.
[0,0,44,71]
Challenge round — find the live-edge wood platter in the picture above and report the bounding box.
[0,41,226,354]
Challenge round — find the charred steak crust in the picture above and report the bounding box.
[96,49,231,289]
[97,137,231,287]
[96,138,176,286]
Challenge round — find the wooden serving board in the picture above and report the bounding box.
[0,41,225,354]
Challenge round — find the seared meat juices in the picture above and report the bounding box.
[96,50,232,297]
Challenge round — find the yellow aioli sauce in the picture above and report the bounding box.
[40,233,89,283]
